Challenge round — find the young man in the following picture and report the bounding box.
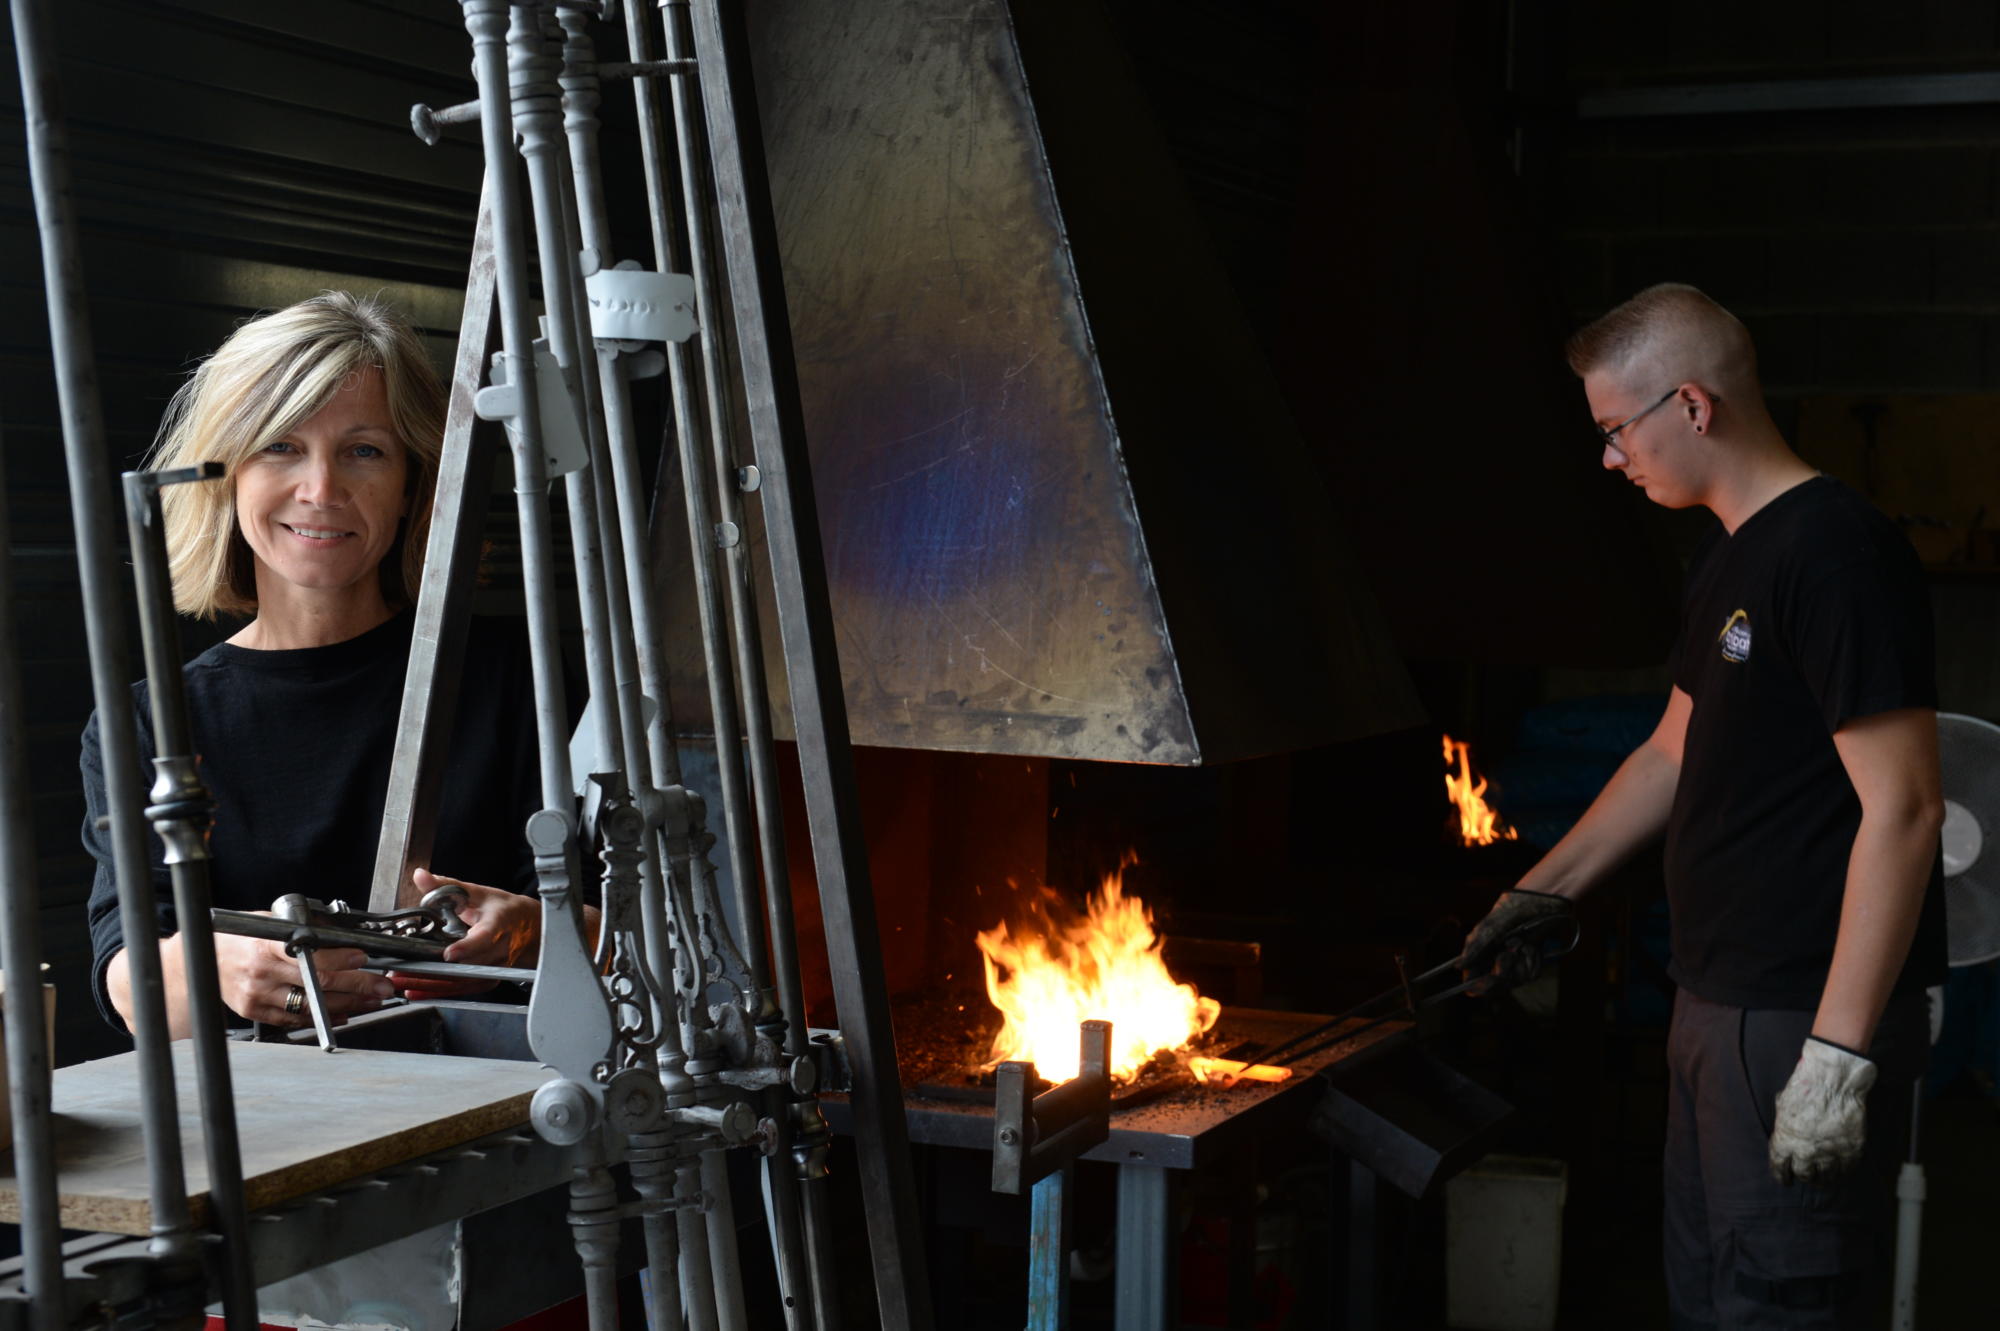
[1460,284,1948,1329]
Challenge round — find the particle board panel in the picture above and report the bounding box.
[0,1039,550,1236]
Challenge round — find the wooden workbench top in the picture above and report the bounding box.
[0,1039,551,1235]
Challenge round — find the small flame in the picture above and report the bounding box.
[1443,734,1518,847]
[976,856,1220,1084]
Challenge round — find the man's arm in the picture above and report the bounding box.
[1515,686,1693,900]
[1460,687,1690,970]
[1812,707,1944,1051]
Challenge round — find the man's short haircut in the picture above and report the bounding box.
[1565,283,1760,400]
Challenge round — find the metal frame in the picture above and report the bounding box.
[1576,71,2000,120]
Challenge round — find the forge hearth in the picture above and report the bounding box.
[822,1000,1412,1171]
[891,990,1230,1111]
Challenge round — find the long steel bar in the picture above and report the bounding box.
[511,6,623,798]
[9,0,201,1277]
[547,10,696,1063]
[507,14,641,1331]
[558,15,787,1328]
[368,186,503,912]
[551,4,688,1049]
[656,0,811,1071]
[642,5,840,1318]
[0,426,64,1331]
[123,466,257,1330]
[1027,1169,1071,1331]
[460,0,570,813]
[566,11,820,1324]
[682,2,932,1324]
[457,0,614,1093]
[553,25,733,1331]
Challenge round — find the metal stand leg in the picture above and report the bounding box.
[1028,1166,1072,1331]
[1114,1164,1174,1331]
[677,1156,721,1331]
[701,1149,750,1331]
[569,1147,623,1331]
[1341,1156,1377,1331]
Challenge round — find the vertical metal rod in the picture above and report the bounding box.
[550,5,690,1039]
[8,0,199,1272]
[569,1142,624,1331]
[368,188,503,912]
[511,12,622,787]
[641,0,773,998]
[459,0,614,1095]
[701,1148,751,1331]
[676,1157,722,1331]
[656,0,811,1067]
[460,0,571,812]
[1027,1167,1071,1331]
[630,1132,688,1331]
[567,11,816,1302]
[1114,1164,1173,1331]
[123,466,257,1330]
[0,426,66,1330]
[644,5,842,1316]
[683,3,933,1325]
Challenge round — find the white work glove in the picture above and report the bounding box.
[1768,1037,1876,1185]
[1458,887,1572,975]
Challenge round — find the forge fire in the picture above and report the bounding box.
[1443,734,1518,847]
[975,858,1220,1084]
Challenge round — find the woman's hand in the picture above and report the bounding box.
[387,868,540,1000]
[211,923,395,1028]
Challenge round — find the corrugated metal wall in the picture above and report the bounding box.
[1,0,479,1062]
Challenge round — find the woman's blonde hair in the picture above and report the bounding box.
[147,291,446,620]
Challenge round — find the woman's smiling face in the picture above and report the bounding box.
[233,365,409,608]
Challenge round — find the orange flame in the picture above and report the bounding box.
[976,857,1220,1084]
[1443,734,1518,847]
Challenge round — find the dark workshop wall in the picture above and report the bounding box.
[1,0,478,1064]
[1555,0,2000,720]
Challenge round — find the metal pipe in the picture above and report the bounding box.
[458,0,614,1096]
[367,189,502,913]
[682,1,933,1324]
[654,0,812,1063]
[123,466,258,1329]
[648,3,842,1317]
[549,7,693,1055]
[701,1147,751,1331]
[8,0,199,1273]
[524,82,623,798]
[0,426,65,1331]
[459,0,571,813]
[675,1154,721,1331]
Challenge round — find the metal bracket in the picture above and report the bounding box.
[991,1020,1111,1197]
[478,343,590,478]
[585,263,697,343]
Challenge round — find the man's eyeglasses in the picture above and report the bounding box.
[1597,388,1677,453]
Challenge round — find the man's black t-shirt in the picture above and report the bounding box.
[1666,475,1948,1010]
[81,612,543,1029]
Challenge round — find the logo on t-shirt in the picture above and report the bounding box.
[1717,609,1752,663]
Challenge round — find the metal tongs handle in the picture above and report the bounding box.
[285,927,340,1053]
[1230,911,1583,1082]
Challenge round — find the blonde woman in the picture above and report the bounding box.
[81,292,548,1037]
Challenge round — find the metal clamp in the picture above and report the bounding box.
[584,262,697,343]
[991,1020,1111,1197]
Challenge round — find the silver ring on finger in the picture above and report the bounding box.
[284,984,306,1016]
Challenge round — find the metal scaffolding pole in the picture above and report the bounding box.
[8,0,207,1308]
[683,2,933,1325]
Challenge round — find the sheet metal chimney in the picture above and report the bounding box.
[656,0,1424,764]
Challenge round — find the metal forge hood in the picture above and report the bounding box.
[657,0,1423,765]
